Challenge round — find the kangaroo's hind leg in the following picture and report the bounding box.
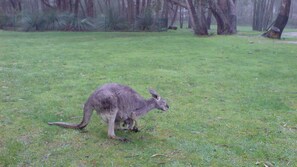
[105,109,129,142]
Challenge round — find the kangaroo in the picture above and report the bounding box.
[121,112,139,132]
[48,83,169,141]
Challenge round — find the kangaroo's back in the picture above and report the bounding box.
[91,83,146,115]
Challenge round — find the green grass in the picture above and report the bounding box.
[1,28,297,166]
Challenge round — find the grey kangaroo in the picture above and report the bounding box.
[48,83,169,141]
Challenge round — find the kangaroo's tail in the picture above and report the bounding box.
[48,101,94,130]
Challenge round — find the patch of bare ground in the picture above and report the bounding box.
[280,32,297,44]
[283,32,297,38]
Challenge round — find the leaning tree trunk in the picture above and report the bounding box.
[262,0,291,39]
[185,0,208,35]
[253,0,275,31]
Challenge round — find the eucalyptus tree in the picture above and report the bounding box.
[253,0,275,31]
[209,0,237,35]
[170,0,237,36]
[263,0,291,39]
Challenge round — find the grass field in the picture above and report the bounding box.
[1,28,297,166]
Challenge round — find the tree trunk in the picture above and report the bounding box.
[9,0,22,12]
[74,0,80,18]
[179,6,184,28]
[262,0,291,39]
[86,0,94,17]
[136,0,140,16]
[228,0,237,33]
[127,0,135,24]
[206,8,212,29]
[170,5,178,26]
[209,0,231,34]
[209,0,238,35]
[141,0,146,13]
[162,0,169,28]
[185,0,208,35]
[253,0,275,31]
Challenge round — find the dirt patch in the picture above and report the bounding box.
[283,32,297,38]
[284,41,297,44]
[280,32,297,44]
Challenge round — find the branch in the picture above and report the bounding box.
[41,0,54,9]
[168,0,188,9]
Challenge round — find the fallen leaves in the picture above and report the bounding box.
[255,161,275,167]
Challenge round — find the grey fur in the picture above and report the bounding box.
[48,83,169,141]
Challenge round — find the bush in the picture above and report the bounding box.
[98,8,129,31]
[19,10,96,32]
[43,10,67,30]
[64,15,96,31]
[20,11,47,31]
[0,12,18,30]
[135,8,154,31]
[0,13,9,29]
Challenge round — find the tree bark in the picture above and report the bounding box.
[209,0,236,35]
[9,0,22,12]
[185,0,208,35]
[206,8,212,29]
[253,0,275,31]
[262,0,291,39]
[74,0,80,18]
[228,0,237,33]
[170,4,179,26]
[179,6,184,28]
[86,0,94,17]
[127,0,135,24]
[209,0,231,34]
[162,0,169,28]
[136,0,140,16]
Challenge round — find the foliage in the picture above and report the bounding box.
[64,16,96,31]
[42,10,68,31]
[0,29,297,166]
[98,8,129,31]
[0,11,9,29]
[20,11,47,31]
[135,8,154,31]
[19,10,96,32]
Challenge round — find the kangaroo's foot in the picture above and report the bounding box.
[109,135,130,142]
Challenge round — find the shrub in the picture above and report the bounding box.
[135,8,154,31]
[20,11,47,31]
[98,8,129,31]
[19,10,96,32]
[0,12,19,30]
[64,15,96,31]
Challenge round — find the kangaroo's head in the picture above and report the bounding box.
[149,89,169,111]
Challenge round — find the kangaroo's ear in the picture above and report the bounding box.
[149,89,160,100]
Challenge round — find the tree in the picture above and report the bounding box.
[186,0,208,35]
[253,0,275,31]
[209,0,237,35]
[262,0,291,39]
[86,0,94,17]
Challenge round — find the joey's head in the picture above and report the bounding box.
[149,89,169,111]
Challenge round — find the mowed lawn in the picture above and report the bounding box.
[0,29,297,166]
